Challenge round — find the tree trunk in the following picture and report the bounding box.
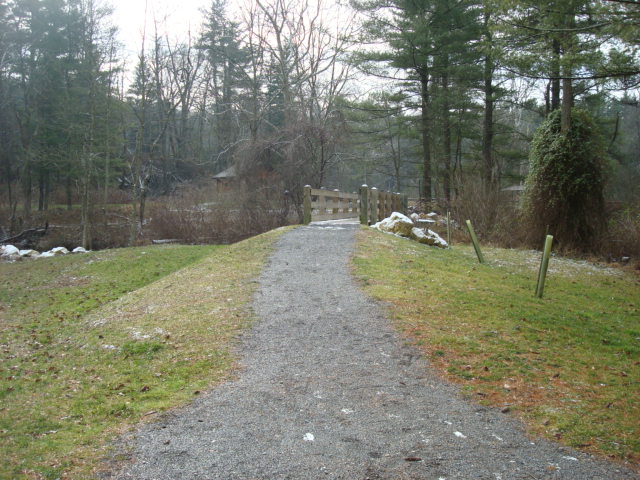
[483,53,495,190]
[81,154,91,250]
[561,74,573,133]
[38,170,45,211]
[482,11,496,191]
[66,175,73,211]
[419,69,432,201]
[441,64,451,203]
[560,10,575,133]
[551,39,561,112]
[22,160,32,218]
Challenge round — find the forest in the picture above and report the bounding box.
[0,0,639,255]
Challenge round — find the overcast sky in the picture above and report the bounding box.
[110,0,211,59]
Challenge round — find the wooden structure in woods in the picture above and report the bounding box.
[303,185,407,225]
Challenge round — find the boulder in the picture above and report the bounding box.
[49,247,69,255]
[410,227,448,248]
[72,247,88,254]
[19,249,40,257]
[373,212,414,237]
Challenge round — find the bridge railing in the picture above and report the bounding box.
[302,185,407,225]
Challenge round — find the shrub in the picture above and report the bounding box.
[606,206,640,262]
[450,179,526,248]
[523,108,607,252]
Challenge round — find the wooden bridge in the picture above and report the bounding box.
[302,185,407,225]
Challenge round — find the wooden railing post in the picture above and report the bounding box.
[303,185,312,225]
[382,191,387,218]
[370,187,379,224]
[359,185,369,225]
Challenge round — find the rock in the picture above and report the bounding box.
[72,247,88,254]
[49,247,69,255]
[373,212,415,237]
[39,251,56,258]
[0,244,19,256]
[410,213,420,222]
[410,227,448,248]
[19,249,40,257]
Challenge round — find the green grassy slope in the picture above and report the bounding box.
[353,227,640,468]
[0,228,288,479]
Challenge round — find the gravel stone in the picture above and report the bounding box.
[109,222,638,479]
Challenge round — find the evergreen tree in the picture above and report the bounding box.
[488,0,640,130]
[352,0,485,201]
[200,0,245,169]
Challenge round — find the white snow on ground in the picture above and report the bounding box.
[303,433,315,442]
[470,247,623,277]
[1,245,19,256]
[1,244,90,261]
[372,212,448,248]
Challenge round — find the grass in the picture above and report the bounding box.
[353,227,640,468]
[0,227,289,479]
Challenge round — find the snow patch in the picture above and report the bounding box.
[303,433,315,442]
[372,212,448,248]
[1,245,19,256]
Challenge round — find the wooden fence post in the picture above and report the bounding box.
[359,185,369,225]
[333,189,340,215]
[535,235,554,298]
[303,185,312,225]
[466,220,485,264]
[381,191,387,218]
[370,187,379,224]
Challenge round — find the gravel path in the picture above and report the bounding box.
[111,222,638,480]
